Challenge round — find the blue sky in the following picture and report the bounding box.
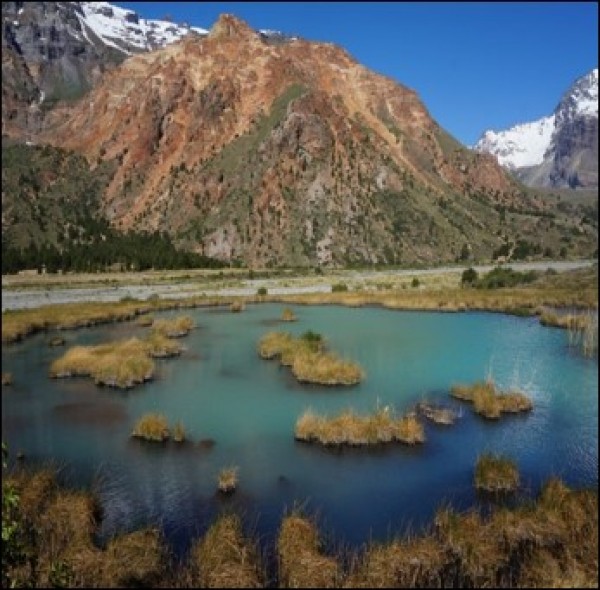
[115,2,598,146]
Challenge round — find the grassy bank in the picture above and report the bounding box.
[3,465,596,588]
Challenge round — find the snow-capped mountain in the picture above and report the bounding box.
[474,68,598,188]
[77,2,208,54]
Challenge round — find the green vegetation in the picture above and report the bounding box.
[131,414,170,442]
[474,266,538,289]
[461,267,479,286]
[258,331,364,386]
[450,380,533,419]
[217,466,239,494]
[331,282,349,292]
[257,286,268,296]
[474,453,520,492]
[295,407,425,446]
[1,462,597,587]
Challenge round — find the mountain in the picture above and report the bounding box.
[3,13,597,268]
[474,69,598,189]
[1,1,207,137]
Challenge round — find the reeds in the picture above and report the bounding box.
[474,453,520,492]
[258,331,363,386]
[172,421,186,443]
[131,413,170,442]
[294,407,425,446]
[49,338,154,388]
[281,307,297,322]
[277,512,339,588]
[217,466,239,494]
[450,379,533,419]
[188,513,262,587]
[150,315,194,337]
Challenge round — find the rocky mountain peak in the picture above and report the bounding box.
[209,13,256,41]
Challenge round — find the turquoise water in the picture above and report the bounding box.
[2,304,597,554]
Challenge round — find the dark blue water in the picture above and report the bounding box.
[2,304,597,554]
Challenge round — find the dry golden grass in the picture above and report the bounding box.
[189,514,262,588]
[172,421,186,443]
[143,331,183,358]
[131,413,170,442]
[474,453,520,491]
[281,307,297,322]
[135,314,154,327]
[278,513,339,588]
[150,315,194,337]
[258,331,363,386]
[217,466,239,493]
[295,407,425,446]
[450,380,533,419]
[49,338,155,388]
[2,371,13,385]
[230,301,246,312]
[539,311,591,330]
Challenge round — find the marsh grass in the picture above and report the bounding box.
[49,338,155,388]
[150,315,194,337]
[172,421,186,443]
[295,407,425,446]
[135,314,154,327]
[416,401,457,425]
[143,331,183,358]
[230,301,246,313]
[474,453,520,492]
[258,331,363,386]
[131,413,170,442]
[3,465,597,588]
[188,513,262,588]
[217,466,239,494]
[278,512,340,588]
[450,380,533,419]
[280,307,297,322]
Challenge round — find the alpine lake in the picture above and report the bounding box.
[2,303,597,557]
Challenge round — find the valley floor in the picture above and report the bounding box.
[1,260,596,311]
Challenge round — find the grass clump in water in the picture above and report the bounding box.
[474,453,520,492]
[150,315,193,337]
[278,511,339,588]
[188,513,262,587]
[135,314,154,327]
[230,301,245,313]
[172,421,186,443]
[295,406,425,446]
[280,307,297,322]
[258,331,363,386]
[217,466,239,494]
[49,338,154,388]
[450,380,533,419]
[2,372,13,386]
[131,413,170,442]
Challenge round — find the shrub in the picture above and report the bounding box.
[411,277,420,288]
[256,287,268,296]
[331,283,348,293]
[461,267,478,286]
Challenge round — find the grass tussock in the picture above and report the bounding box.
[416,401,457,425]
[295,407,425,446]
[450,379,533,419]
[49,338,154,388]
[150,315,194,337]
[131,413,170,442]
[474,453,520,492]
[258,331,363,386]
[281,307,297,322]
[217,466,239,494]
[143,331,183,358]
[189,514,262,588]
[3,464,597,588]
[135,314,154,327]
[2,371,13,385]
[230,301,246,313]
[278,512,339,588]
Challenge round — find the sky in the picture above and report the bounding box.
[115,2,598,146]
